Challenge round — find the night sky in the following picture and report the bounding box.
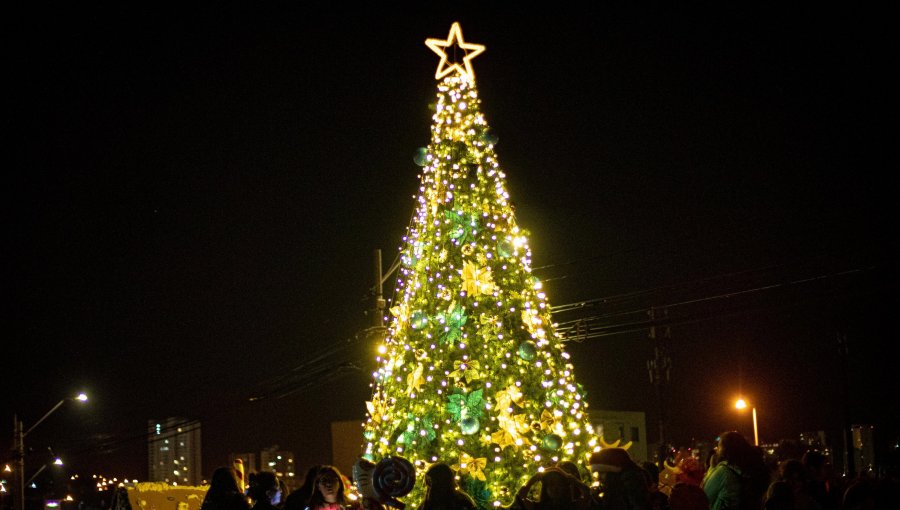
[5,4,894,480]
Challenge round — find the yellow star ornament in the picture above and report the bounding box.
[425,22,485,82]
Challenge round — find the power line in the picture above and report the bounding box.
[553,264,877,342]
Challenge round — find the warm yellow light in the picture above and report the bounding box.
[425,22,486,82]
[733,398,759,445]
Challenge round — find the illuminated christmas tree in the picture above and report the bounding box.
[362,23,599,509]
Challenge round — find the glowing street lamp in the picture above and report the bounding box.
[735,398,759,446]
[13,393,87,510]
[25,456,64,487]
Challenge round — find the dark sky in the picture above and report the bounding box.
[5,4,894,480]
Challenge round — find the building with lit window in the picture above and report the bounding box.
[589,410,648,462]
[259,446,296,489]
[852,424,876,475]
[148,417,202,485]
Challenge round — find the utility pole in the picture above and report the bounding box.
[11,394,86,510]
[370,248,400,343]
[647,307,672,469]
[14,415,24,510]
[373,249,386,329]
[837,331,855,477]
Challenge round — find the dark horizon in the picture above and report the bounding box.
[5,5,894,481]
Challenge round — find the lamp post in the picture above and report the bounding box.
[735,398,759,446]
[13,393,87,510]
[25,452,64,487]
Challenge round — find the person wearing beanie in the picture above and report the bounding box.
[589,448,652,510]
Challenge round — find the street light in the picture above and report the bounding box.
[13,393,87,510]
[25,456,64,487]
[735,398,759,446]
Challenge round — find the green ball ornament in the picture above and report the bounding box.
[410,310,428,329]
[413,147,429,166]
[481,128,499,145]
[363,430,375,440]
[497,239,514,258]
[541,434,562,451]
[460,416,480,435]
[518,341,537,361]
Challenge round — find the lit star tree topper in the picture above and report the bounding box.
[361,22,600,509]
[425,22,485,83]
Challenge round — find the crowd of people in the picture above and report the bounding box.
[199,431,897,510]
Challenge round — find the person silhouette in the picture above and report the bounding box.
[248,471,283,510]
[556,461,598,509]
[201,467,251,510]
[764,481,792,510]
[305,465,360,510]
[643,462,670,510]
[589,448,652,510]
[701,431,769,510]
[514,467,592,510]
[668,456,709,510]
[285,465,322,510]
[418,462,477,510]
[801,451,838,510]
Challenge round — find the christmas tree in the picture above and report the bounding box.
[362,23,599,509]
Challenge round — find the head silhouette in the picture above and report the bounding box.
[247,471,279,504]
[590,447,637,473]
[211,467,242,492]
[557,461,582,481]
[202,467,245,509]
[717,431,752,465]
[539,468,573,503]
[425,462,456,493]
